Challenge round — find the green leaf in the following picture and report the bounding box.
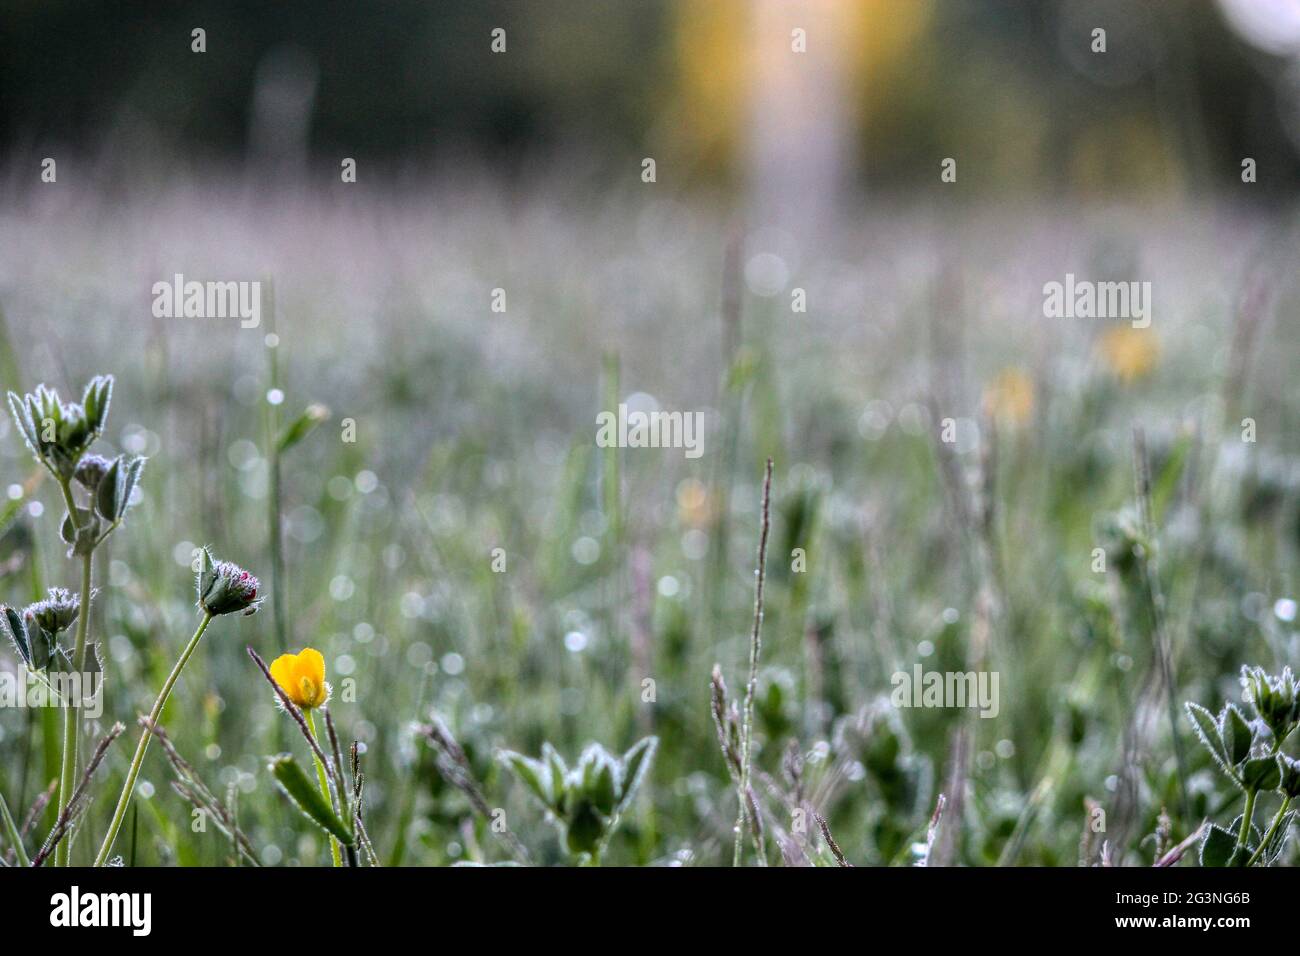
[95,454,147,522]
[564,797,605,857]
[7,390,36,453]
[95,456,122,521]
[3,606,31,668]
[197,547,216,601]
[617,736,658,814]
[585,752,618,817]
[82,375,113,435]
[268,754,353,844]
[1185,702,1226,763]
[1222,705,1253,766]
[501,751,551,808]
[120,455,146,515]
[1200,824,1236,867]
[278,404,329,453]
[1242,756,1281,792]
[1150,432,1191,523]
[543,743,568,807]
[1185,697,1232,780]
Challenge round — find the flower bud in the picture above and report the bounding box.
[26,587,81,639]
[4,589,80,672]
[1280,754,1300,799]
[195,547,261,616]
[6,376,113,481]
[1240,666,1300,742]
[74,453,113,491]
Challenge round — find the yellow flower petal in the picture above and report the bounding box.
[294,648,327,708]
[269,654,303,707]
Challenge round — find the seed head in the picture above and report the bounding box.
[195,547,262,617]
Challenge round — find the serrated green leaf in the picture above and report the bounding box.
[269,753,353,844]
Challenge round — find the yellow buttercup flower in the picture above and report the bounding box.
[982,367,1035,427]
[269,648,330,710]
[1098,326,1158,383]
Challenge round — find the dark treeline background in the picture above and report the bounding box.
[2,0,1298,195]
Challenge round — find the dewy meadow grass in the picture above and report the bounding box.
[0,195,1297,871]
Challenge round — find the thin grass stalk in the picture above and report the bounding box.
[20,779,58,841]
[264,279,287,651]
[94,613,212,866]
[735,457,773,866]
[815,812,851,867]
[1132,427,1191,826]
[35,721,124,867]
[421,716,531,864]
[142,717,260,866]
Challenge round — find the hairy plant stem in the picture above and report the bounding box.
[1247,796,1291,867]
[1237,787,1258,852]
[306,710,342,867]
[53,478,93,866]
[734,458,772,867]
[94,612,212,866]
[1235,736,1286,862]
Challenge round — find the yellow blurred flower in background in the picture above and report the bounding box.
[1097,326,1158,383]
[982,367,1035,427]
[676,477,716,529]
